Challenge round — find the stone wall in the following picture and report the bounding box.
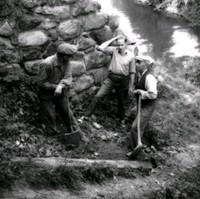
[0,0,121,103]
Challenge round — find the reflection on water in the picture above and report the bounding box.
[98,0,200,59]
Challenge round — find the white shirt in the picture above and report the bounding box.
[139,71,158,100]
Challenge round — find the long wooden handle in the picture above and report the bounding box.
[137,95,141,145]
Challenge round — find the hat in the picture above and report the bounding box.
[136,55,155,65]
[57,43,77,55]
[127,38,136,45]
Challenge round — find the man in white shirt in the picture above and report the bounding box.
[82,35,136,125]
[128,55,157,159]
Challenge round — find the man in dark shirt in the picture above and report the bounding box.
[37,43,77,136]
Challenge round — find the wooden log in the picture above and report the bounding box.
[12,157,152,170]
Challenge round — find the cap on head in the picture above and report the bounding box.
[127,38,136,45]
[136,55,155,65]
[57,43,77,56]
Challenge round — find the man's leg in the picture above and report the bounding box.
[116,88,126,121]
[55,96,72,133]
[129,104,156,150]
[39,98,58,135]
[85,78,114,116]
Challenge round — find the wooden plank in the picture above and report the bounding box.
[12,157,152,170]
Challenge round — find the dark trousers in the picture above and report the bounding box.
[39,96,72,135]
[86,74,129,120]
[129,101,156,150]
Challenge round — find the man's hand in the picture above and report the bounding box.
[133,89,142,95]
[54,84,64,96]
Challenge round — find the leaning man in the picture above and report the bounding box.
[128,55,158,160]
[37,43,77,136]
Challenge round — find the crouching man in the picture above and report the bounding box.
[128,55,158,160]
[37,43,87,141]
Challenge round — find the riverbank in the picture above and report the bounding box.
[133,0,200,26]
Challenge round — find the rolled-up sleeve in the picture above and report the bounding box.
[37,63,57,90]
[140,74,157,100]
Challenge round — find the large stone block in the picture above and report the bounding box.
[21,47,42,60]
[24,60,42,75]
[17,15,42,31]
[18,31,48,46]
[84,50,111,70]
[83,12,108,31]
[41,18,57,30]
[1,50,21,64]
[90,25,113,44]
[88,67,108,86]
[0,37,14,49]
[77,33,96,51]
[61,0,78,4]
[21,0,43,8]
[71,0,89,17]
[35,5,71,20]
[0,21,13,37]
[108,14,120,32]
[70,60,86,77]
[84,0,101,13]
[57,19,82,40]
[0,0,13,17]
[73,74,94,94]
[70,85,98,104]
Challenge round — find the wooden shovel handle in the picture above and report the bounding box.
[137,94,141,145]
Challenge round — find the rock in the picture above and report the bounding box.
[84,46,95,54]
[42,42,57,58]
[88,67,108,86]
[2,50,21,64]
[90,25,113,44]
[71,0,89,17]
[0,37,14,49]
[70,60,86,77]
[72,85,97,103]
[47,29,58,41]
[21,0,42,8]
[35,5,71,20]
[21,47,42,60]
[78,34,96,51]
[73,51,85,60]
[108,14,120,32]
[84,50,111,70]
[18,31,48,46]
[60,0,78,4]
[0,21,13,37]
[17,15,42,31]
[83,12,108,31]
[57,19,83,41]
[41,18,57,30]
[24,60,42,75]
[0,1,13,17]
[93,122,102,129]
[84,0,101,13]
[73,74,94,94]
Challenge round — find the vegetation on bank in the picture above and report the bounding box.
[141,0,200,26]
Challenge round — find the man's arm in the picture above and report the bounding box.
[37,63,57,90]
[59,65,72,88]
[97,35,124,55]
[129,57,136,94]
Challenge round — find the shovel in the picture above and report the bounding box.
[129,94,143,160]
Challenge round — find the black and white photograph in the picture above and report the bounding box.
[0,0,200,198]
